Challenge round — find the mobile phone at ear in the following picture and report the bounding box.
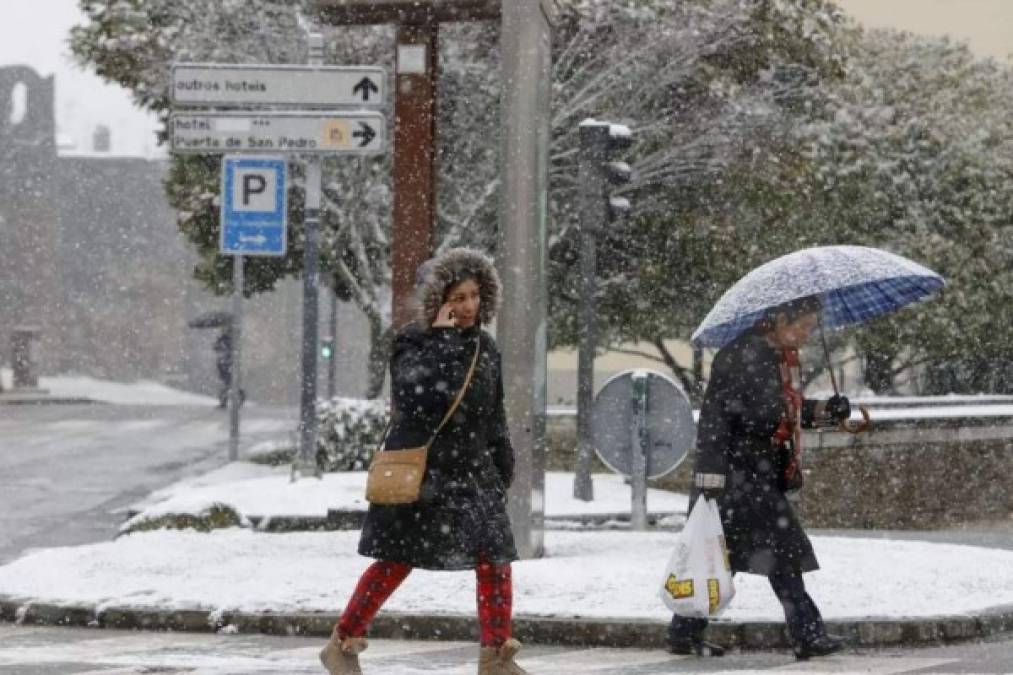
[448,310,456,320]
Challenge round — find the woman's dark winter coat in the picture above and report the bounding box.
[358,249,517,570]
[692,328,821,576]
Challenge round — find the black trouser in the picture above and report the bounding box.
[668,569,825,647]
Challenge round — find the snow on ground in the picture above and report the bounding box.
[123,468,689,528]
[0,368,218,406]
[1,529,1011,623]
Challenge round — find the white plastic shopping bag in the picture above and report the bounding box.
[659,495,735,617]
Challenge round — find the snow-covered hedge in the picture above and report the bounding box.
[246,439,295,466]
[315,397,390,472]
[121,503,244,535]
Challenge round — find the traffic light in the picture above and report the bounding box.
[602,128,633,223]
[320,337,334,360]
[578,119,633,230]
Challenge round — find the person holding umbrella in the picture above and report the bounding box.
[186,311,244,409]
[671,245,944,660]
[669,295,849,660]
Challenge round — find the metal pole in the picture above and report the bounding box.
[574,122,606,501]
[630,371,648,531]
[228,255,243,461]
[498,0,554,559]
[296,33,325,479]
[328,288,337,400]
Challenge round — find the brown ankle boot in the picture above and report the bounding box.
[319,635,367,675]
[478,638,530,675]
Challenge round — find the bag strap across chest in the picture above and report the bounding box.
[377,337,482,452]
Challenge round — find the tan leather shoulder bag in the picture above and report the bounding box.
[365,339,481,505]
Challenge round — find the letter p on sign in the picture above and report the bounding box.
[234,168,276,211]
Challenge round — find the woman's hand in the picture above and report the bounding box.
[431,302,457,328]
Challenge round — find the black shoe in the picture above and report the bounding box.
[793,634,845,660]
[668,637,725,657]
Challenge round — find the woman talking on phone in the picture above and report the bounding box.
[320,247,528,675]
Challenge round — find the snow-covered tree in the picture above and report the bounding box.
[86,0,1013,399]
[796,29,1013,393]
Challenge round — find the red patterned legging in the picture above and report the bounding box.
[336,555,512,647]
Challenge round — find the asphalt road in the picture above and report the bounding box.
[0,402,295,564]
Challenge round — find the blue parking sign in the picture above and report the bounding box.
[220,155,287,256]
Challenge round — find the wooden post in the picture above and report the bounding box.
[391,20,439,329]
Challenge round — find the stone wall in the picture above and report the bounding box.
[796,417,1013,529]
[546,407,1013,530]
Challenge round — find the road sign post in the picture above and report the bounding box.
[592,369,695,530]
[228,256,243,462]
[219,155,288,461]
[295,33,326,480]
[630,371,649,530]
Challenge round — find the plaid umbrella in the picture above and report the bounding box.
[691,245,945,350]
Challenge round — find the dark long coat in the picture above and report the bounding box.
[358,323,518,570]
[691,328,820,576]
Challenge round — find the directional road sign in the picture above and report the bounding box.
[172,64,386,107]
[220,155,288,256]
[171,111,386,155]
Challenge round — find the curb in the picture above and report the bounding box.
[117,512,684,534]
[320,509,682,533]
[3,596,1011,650]
[0,394,97,406]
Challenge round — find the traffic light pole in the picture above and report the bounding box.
[573,120,633,502]
[573,122,607,502]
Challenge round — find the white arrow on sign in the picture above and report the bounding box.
[239,234,268,246]
[171,64,386,107]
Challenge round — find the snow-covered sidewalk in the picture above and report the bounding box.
[5,462,1012,629]
[2,528,1013,623]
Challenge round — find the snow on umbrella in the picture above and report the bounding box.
[187,310,234,330]
[690,245,945,350]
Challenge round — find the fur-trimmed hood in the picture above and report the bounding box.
[416,247,500,327]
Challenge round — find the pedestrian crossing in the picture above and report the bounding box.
[0,625,969,674]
